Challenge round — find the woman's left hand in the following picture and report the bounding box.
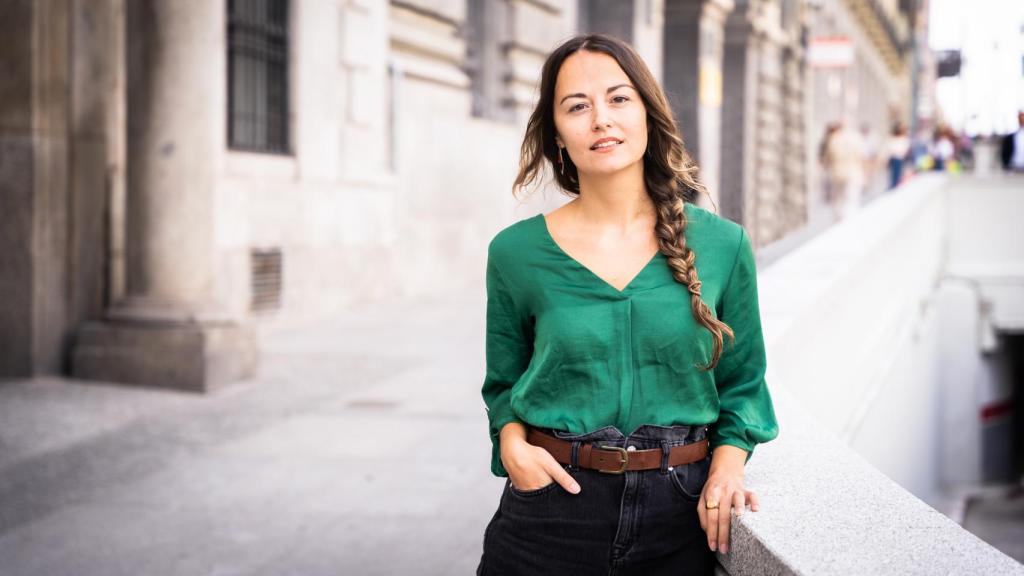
[698,446,761,554]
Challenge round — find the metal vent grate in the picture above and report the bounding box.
[251,248,282,312]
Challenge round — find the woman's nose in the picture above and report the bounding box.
[592,103,612,130]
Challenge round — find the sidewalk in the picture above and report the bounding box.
[0,296,497,576]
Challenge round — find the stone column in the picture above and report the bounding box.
[663,0,737,211]
[0,0,71,377]
[720,0,797,247]
[664,1,704,162]
[663,0,733,209]
[781,42,808,230]
[719,1,756,227]
[72,0,257,392]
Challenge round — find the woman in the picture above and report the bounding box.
[885,122,911,190]
[477,33,779,575]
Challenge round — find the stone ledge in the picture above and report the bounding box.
[720,384,1023,575]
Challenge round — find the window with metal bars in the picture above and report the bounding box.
[228,0,290,154]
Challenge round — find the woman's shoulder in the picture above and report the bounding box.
[487,213,543,262]
[684,202,745,249]
[684,202,752,287]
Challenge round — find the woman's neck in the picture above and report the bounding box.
[575,164,655,233]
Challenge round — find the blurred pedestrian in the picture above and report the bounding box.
[818,122,840,207]
[911,127,934,171]
[860,123,879,188]
[822,121,866,221]
[957,132,974,172]
[1000,111,1024,172]
[884,122,911,190]
[933,125,955,172]
[477,33,778,576]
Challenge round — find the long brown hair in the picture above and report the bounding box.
[513,33,733,371]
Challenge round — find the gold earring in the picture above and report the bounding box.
[558,147,565,175]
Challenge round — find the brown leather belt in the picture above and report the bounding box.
[526,427,709,474]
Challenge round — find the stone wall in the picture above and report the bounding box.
[1,0,132,379]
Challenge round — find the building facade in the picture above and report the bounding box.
[804,0,915,203]
[0,0,915,390]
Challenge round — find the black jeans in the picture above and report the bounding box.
[477,424,715,576]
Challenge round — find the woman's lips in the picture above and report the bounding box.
[591,141,622,153]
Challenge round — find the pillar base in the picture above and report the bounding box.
[71,319,258,393]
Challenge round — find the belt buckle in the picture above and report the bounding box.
[595,445,629,474]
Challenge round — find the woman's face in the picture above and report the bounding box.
[553,50,648,179]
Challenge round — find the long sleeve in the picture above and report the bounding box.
[481,246,534,477]
[710,228,779,464]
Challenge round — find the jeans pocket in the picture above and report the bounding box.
[669,455,711,501]
[508,478,558,498]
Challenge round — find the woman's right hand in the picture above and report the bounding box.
[501,435,582,494]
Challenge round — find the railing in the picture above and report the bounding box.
[721,173,1024,574]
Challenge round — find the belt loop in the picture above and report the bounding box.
[660,441,671,474]
[570,440,581,470]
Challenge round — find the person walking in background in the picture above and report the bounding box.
[818,122,841,209]
[477,33,778,576]
[859,123,879,190]
[956,131,974,172]
[933,125,955,172]
[910,126,934,172]
[884,122,911,190]
[822,120,866,221]
[1000,111,1024,172]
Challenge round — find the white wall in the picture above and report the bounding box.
[759,173,1024,508]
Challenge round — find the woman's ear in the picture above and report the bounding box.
[555,135,564,149]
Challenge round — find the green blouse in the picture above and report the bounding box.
[481,201,779,477]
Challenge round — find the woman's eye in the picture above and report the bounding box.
[569,96,628,112]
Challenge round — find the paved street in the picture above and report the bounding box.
[0,296,498,576]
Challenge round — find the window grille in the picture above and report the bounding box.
[228,0,290,153]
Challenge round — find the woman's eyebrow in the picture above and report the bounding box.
[559,84,635,105]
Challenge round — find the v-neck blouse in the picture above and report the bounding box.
[481,202,779,477]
